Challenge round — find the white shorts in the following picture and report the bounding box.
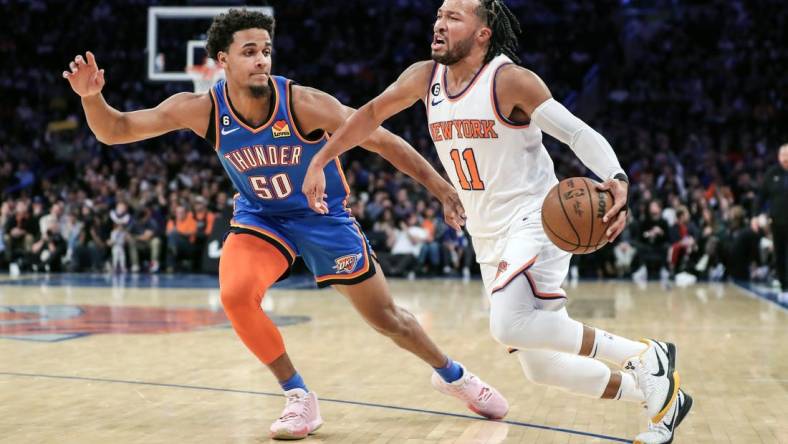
[473,210,572,310]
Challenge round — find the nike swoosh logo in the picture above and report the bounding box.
[221,127,240,135]
[431,98,444,106]
[664,400,679,431]
[651,349,665,377]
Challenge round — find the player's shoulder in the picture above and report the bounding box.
[493,64,550,100]
[159,91,212,135]
[289,84,340,116]
[494,64,542,87]
[166,91,213,113]
[289,83,324,103]
[404,60,437,75]
[400,60,437,82]
[395,60,437,95]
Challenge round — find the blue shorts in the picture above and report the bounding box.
[228,211,376,288]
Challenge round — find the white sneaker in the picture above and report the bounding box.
[269,388,323,440]
[624,339,679,423]
[431,363,509,419]
[634,389,693,444]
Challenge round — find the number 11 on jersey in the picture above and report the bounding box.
[450,148,485,190]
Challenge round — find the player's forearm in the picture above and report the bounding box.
[311,103,382,169]
[374,135,449,198]
[531,98,625,180]
[81,94,126,144]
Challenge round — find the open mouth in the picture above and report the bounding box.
[431,34,446,50]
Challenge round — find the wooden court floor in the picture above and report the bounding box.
[1,275,786,443]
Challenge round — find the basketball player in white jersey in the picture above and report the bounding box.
[303,1,691,443]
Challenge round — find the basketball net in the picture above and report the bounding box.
[186,58,225,93]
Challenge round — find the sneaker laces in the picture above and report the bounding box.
[449,375,492,404]
[630,357,658,401]
[278,393,309,422]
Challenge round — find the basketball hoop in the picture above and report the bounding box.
[187,59,224,93]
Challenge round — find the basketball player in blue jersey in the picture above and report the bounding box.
[63,8,507,441]
[303,1,692,443]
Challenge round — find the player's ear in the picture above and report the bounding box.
[216,51,228,68]
[477,26,492,43]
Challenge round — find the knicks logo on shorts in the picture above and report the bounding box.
[272,120,291,138]
[495,260,509,280]
[333,253,363,274]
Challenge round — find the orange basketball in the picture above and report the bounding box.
[541,177,613,254]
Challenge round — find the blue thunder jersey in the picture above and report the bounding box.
[209,76,350,217]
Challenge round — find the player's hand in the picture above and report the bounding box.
[302,163,329,214]
[62,51,105,98]
[437,184,466,231]
[597,178,628,241]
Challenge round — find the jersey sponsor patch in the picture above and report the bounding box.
[332,253,363,274]
[272,120,291,138]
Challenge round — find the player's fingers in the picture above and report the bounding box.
[603,199,625,223]
[606,213,626,239]
[86,51,96,67]
[75,55,86,66]
[69,62,78,73]
[304,189,318,208]
[446,217,460,232]
[595,181,611,191]
[453,205,466,225]
[97,69,105,85]
[452,197,467,219]
[62,71,70,79]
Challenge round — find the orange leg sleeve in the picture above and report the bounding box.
[219,233,290,365]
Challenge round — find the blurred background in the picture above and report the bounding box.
[1,0,786,290]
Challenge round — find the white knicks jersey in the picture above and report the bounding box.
[426,54,558,239]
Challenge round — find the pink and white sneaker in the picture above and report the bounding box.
[431,364,509,419]
[269,388,323,440]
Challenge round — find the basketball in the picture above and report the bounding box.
[541,177,613,254]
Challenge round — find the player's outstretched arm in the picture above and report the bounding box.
[496,65,630,240]
[293,78,465,229]
[63,51,208,145]
[306,61,434,170]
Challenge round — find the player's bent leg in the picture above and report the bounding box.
[333,265,446,367]
[516,349,644,402]
[489,273,649,364]
[219,233,290,368]
[488,274,584,354]
[334,264,508,419]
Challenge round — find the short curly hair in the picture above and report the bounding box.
[206,9,275,60]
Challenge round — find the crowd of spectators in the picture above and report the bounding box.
[1,1,786,288]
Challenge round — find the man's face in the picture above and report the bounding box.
[779,145,788,170]
[432,0,486,65]
[219,28,273,98]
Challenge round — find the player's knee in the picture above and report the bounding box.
[520,360,552,385]
[489,309,528,347]
[518,352,562,386]
[220,279,261,312]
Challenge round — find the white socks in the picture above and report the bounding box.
[592,329,648,366]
